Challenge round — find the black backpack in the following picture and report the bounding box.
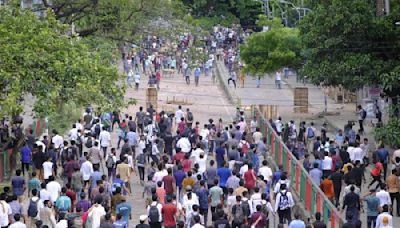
[233,204,245,223]
[241,199,251,217]
[187,112,194,121]
[148,204,160,222]
[85,137,93,148]
[94,124,101,136]
[106,156,115,169]
[28,199,39,217]
[361,109,367,120]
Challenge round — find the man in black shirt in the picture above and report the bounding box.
[135,215,150,228]
[330,167,344,207]
[342,186,360,224]
[351,160,364,189]
[214,209,230,228]
[312,212,326,228]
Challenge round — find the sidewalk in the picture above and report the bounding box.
[215,60,374,140]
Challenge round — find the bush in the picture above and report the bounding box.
[374,116,400,148]
[47,102,82,135]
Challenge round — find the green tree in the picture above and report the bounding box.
[298,0,400,95]
[0,7,124,118]
[240,18,301,76]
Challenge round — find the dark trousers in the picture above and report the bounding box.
[21,163,30,176]
[200,208,208,227]
[232,221,243,228]
[346,207,359,223]
[383,163,388,180]
[150,154,159,163]
[102,147,107,159]
[334,186,341,207]
[138,166,145,181]
[367,216,377,228]
[369,175,383,190]
[149,222,161,228]
[277,208,291,224]
[390,192,400,216]
[358,120,364,133]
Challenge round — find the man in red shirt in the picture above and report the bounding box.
[173,148,185,164]
[65,183,77,208]
[244,163,257,191]
[162,196,177,228]
[162,168,176,198]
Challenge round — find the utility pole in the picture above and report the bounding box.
[262,0,271,19]
[385,0,390,15]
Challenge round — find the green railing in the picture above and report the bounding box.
[252,106,344,228]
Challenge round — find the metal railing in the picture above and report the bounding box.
[252,106,344,227]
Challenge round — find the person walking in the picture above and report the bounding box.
[274,184,294,225]
[194,67,201,86]
[357,105,366,134]
[227,71,237,88]
[387,169,400,216]
[275,71,282,89]
[362,189,380,228]
[342,186,361,224]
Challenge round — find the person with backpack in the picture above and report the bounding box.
[147,195,163,228]
[274,184,294,225]
[105,149,116,179]
[231,195,246,228]
[26,189,40,226]
[357,105,366,134]
[185,108,194,128]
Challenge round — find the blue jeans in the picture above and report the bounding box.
[346,207,359,223]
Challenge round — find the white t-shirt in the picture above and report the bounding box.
[52,135,64,149]
[99,131,111,147]
[43,161,53,180]
[9,221,27,228]
[68,128,78,141]
[375,212,393,228]
[88,205,106,228]
[176,137,191,153]
[153,170,168,184]
[0,201,12,227]
[258,166,273,181]
[196,157,207,174]
[239,164,248,177]
[347,146,355,162]
[322,156,333,171]
[376,190,392,207]
[80,161,94,181]
[175,109,184,123]
[46,181,61,203]
[352,147,364,163]
[39,189,51,201]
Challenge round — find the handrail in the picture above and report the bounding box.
[252,106,344,227]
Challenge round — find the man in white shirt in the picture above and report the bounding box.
[322,152,333,178]
[147,196,163,225]
[275,71,282,89]
[52,130,64,149]
[239,161,249,177]
[80,158,94,187]
[99,127,111,159]
[9,213,26,228]
[46,176,61,203]
[88,201,106,228]
[42,157,54,181]
[258,160,273,182]
[237,118,247,134]
[68,124,78,141]
[275,117,283,136]
[175,105,184,124]
[176,136,191,153]
[274,184,294,224]
[152,164,168,184]
[191,144,204,161]
[39,183,51,201]
[0,194,12,228]
[376,184,392,207]
[347,145,356,163]
[250,117,258,134]
[252,128,263,145]
[352,144,364,164]
[375,205,393,228]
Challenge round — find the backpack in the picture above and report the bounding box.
[106,156,115,169]
[94,124,101,136]
[307,127,315,138]
[361,109,367,120]
[28,199,39,217]
[233,204,245,223]
[148,204,160,222]
[278,191,290,210]
[241,199,251,217]
[85,137,93,148]
[187,112,194,121]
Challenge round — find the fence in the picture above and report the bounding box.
[252,106,344,228]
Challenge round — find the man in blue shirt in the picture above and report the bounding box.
[196,180,209,226]
[11,170,25,198]
[113,213,128,228]
[90,164,103,189]
[309,163,323,186]
[173,165,186,197]
[289,213,306,228]
[55,187,72,212]
[215,145,226,168]
[217,161,231,191]
[116,198,132,225]
[194,67,201,86]
[20,143,31,176]
[363,189,380,228]
[376,144,389,180]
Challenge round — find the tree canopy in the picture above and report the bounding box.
[240,18,301,76]
[0,7,124,118]
[298,0,400,96]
